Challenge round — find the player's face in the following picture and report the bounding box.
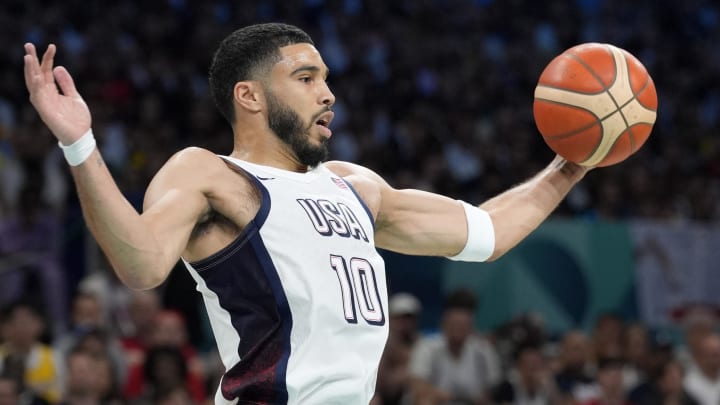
[266,43,335,167]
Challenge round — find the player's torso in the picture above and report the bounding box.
[183,156,389,405]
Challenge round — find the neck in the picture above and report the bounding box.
[231,127,306,172]
[230,148,307,171]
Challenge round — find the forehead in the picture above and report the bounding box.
[273,43,328,74]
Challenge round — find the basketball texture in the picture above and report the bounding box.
[533,43,657,167]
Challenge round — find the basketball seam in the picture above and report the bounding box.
[609,47,635,153]
[569,45,632,164]
[592,123,652,168]
[566,49,616,94]
[622,69,654,111]
[612,60,653,154]
[533,98,601,139]
[536,81,606,95]
[536,93,653,124]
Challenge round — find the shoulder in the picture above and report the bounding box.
[143,147,247,211]
[162,147,229,176]
[148,147,240,189]
[324,160,389,221]
[324,160,382,178]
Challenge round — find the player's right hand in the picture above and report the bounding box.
[23,43,91,145]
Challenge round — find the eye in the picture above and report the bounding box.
[299,76,312,83]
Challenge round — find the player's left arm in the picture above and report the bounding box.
[326,156,589,261]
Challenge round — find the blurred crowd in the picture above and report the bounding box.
[0,286,218,405]
[5,285,720,405]
[1,0,720,404]
[372,290,720,405]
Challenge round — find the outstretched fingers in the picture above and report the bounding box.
[40,44,57,83]
[53,66,80,98]
[23,43,41,89]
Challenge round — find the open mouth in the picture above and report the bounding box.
[313,111,334,138]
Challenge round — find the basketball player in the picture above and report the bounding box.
[23,23,589,404]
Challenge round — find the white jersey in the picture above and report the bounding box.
[182,156,389,405]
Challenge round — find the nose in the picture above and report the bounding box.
[319,81,335,108]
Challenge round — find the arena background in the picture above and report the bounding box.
[1,0,719,351]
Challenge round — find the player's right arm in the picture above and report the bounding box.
[24,43,210,289]
[75,148,213,289]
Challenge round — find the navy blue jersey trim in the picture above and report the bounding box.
[188,161,291,403]
[240,171,292,404]
[340,179,376,230]
[188,166,271,270]
[250,234,292,404]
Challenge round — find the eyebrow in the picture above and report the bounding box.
[290,65,330,79]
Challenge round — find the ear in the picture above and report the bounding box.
[233,81,263,113]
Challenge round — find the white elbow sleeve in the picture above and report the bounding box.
[446,201,495,262]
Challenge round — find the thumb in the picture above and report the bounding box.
[53,66,81,98]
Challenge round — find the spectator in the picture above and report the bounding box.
[69,329,126,395]
[119,290,161,399]
[59,349,121,405]
[632,357,700,405]
[675,306,718,373]
[75,254,134,338]
[123,310,205,403]
[592,313,625,362]
[409,289,500,405]
[581,357,632,405]
[388,293,423,347]
[0,185,66,338]
[0,368,49,405]
[53,292,126,387]
[0,374,20,405]
[490,342,559,405]
[137,346,192,405]
[553,330,596,403]
[0,302,60,404]
[621,323,651,392]
[375,292,423,405]
[147,311,205,403]
[683,333,720,405]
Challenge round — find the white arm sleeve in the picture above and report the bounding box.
[446,201,495,262]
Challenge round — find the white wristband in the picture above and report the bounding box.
[446,201,495,262]
[58,129,97,166]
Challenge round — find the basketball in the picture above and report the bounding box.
[533,43,657,167]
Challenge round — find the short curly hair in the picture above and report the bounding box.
[208,23,314,125]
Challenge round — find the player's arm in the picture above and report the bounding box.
[327,156,588,261]
[472,155,589,260]
[76,148,213,289]
[24,43,210,289]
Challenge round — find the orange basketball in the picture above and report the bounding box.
[533,43,657,167]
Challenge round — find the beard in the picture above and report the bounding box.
[265,89,329,168]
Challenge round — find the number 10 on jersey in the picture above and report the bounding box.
[330,255,386,326]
